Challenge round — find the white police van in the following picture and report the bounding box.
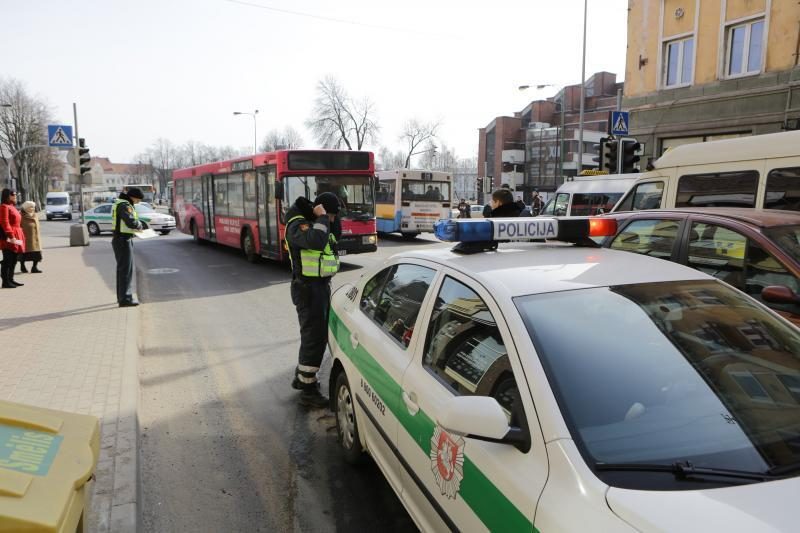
[328,217,800,532]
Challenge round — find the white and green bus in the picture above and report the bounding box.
[375,169,453,238]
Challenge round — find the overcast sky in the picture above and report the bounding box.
[2,0,629,164]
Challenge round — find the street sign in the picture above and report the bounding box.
[610,111,629,136]
[47,125,73,148]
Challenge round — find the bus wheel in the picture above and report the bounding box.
[191,221,201,244]
[242,229,258,263]
[401,232,419,240]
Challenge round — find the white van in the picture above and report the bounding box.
[540,174,639,217]
[45,192,72,220]
[612,130,800,213]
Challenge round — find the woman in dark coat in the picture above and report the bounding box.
[0,188,25,288]
[19,200,42,273]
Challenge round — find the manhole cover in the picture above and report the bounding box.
[147,268,179,275]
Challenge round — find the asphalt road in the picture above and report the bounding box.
[131,228,447,532]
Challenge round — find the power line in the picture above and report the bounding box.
[224,0,454,38]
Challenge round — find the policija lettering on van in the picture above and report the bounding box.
[361,378,386,416]
[0,425,63,476]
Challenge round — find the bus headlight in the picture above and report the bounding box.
[363,235,377,245]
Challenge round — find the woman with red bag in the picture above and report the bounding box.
[0,188,26,288]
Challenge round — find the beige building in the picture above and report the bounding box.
[624,0,800,163]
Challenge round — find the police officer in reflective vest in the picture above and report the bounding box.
[286,192,342,408]
[112,187,144,307]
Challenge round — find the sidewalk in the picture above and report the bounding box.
[0,221,139,532]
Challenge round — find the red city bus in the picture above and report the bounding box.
[172,150,377,262]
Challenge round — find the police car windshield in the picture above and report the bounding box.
[516,279,800,486]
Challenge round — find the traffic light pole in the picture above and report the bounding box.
[73,102,84,224]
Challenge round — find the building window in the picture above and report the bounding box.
[663,37,693,87]
[726,19,764,77]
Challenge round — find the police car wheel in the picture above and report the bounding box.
[87,222,100,236]
[334,371,363,464]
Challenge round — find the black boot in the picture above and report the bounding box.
[296,383,329,409]
[31,262,41,273]
[19,262,27,273]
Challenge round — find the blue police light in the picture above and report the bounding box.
[434,218,558,242]
[433,217,617,253]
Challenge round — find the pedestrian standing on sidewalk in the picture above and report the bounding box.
[18,201,43,274]
[285,191,342,408]
[112,187,143,307]
[0,189,25,288]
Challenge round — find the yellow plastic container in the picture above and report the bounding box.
[0,401,99,533]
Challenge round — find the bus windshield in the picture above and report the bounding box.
[401,180,450,203]
[284,175,374,219]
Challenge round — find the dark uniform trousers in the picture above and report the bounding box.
[291,278,331,386]
[112,235,135,304]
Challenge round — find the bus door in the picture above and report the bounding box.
[202,173,215,239]
[257,165,279,256]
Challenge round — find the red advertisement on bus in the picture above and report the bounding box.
[172,150,377,262]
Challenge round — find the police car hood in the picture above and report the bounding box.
[606,476,800,532]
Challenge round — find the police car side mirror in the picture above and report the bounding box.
[437,396,527,450]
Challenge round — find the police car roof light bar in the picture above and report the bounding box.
[433,217,617,254]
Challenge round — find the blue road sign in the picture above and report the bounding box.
[47,124,73,148]
[611,111,629,136]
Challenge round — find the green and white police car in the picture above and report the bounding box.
[84,202,176,236]
[328,217,800,532]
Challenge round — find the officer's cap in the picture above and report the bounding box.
[126,187,144,200]
[314,192,340,214]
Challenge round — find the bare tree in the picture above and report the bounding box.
[259,126,304,151]
[0,78,60,207]
[400,119,440,168]
[376,146,406,170]
[306,76,378,150]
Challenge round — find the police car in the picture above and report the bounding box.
[328,217,800,532]
[84,202,176,236]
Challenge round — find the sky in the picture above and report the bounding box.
[1,0,629,165]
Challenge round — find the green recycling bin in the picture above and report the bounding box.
[0,400,99,532]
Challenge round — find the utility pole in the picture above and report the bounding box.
[73,103,84,224]
[577,0,588,177]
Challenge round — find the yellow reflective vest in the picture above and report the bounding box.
[286,215,340,278]
[112,199,139,235]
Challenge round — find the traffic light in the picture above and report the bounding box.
[621,139,641,173]
[603,139,619,174]
[78,138,91,176]
[592,137,609,169]
[477,176,483,197]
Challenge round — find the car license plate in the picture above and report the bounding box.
[339,250,347,256]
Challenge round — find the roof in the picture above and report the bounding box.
[654,130,800,168]
[605,207,800,228]
[397,243,709,299]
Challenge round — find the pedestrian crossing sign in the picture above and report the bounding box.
[47,124,73,148]
[611,111,629,135]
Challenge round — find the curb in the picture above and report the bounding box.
[108,290,141,532]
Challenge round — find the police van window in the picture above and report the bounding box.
[360,264,436,349]
[676,170,758,208]
[615,181,664,212]
[764,167,800,211]
[422,276,518,415]
[687,223,746,289]
[609,218,680,259]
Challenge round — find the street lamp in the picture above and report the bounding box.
[233,109,259,154]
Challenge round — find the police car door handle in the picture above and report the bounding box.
[402,391,419,415]
[350,332,359,348]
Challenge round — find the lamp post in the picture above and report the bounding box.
[577,0,588,176]
[233,109,259,154]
